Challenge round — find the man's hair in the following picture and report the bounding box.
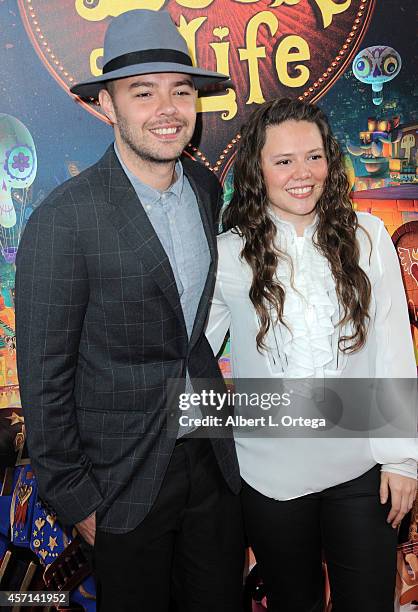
[222,98,371,354]
[104,80,116,97]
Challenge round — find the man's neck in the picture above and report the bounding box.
[116,139,177,191]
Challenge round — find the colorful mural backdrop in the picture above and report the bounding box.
[0,0,417,609]
[17,0,375,174]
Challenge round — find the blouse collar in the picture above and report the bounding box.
[268,208,318,240]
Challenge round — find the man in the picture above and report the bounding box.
[15,10,244,611]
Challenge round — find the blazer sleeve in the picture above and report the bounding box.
[15,198,104,525]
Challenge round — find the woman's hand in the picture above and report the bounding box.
[380,471,417,529]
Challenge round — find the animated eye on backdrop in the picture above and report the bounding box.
[352,45,401,105]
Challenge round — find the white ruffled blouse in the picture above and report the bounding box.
[206,211,417,500]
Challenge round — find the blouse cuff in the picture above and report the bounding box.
[381,459,417,480]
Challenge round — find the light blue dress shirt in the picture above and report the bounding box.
[114,145,210,435]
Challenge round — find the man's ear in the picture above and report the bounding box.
[99,88,117,124]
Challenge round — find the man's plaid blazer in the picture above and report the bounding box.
[15,145,240,533]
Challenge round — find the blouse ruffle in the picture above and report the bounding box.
[269,214,340,377]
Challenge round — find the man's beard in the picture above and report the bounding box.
[117,114,190,164]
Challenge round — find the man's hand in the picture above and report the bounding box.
[75,511,96,546]
[380,472,417,529]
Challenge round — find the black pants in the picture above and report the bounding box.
[241,465,397,612]
[93,438,245,612]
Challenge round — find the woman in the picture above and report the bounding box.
[206,98,417,612]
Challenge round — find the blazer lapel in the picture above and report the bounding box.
[99,147,186,329]
[184,164,218,352]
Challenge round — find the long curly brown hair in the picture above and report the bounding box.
[222,98,371,354]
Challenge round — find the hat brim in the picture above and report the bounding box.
[70,62,229,98]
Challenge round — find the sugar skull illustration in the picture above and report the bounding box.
[0,115,37,262]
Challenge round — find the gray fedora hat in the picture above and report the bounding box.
[70,9,228,98]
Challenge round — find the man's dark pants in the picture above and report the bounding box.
[92,438,245,611]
